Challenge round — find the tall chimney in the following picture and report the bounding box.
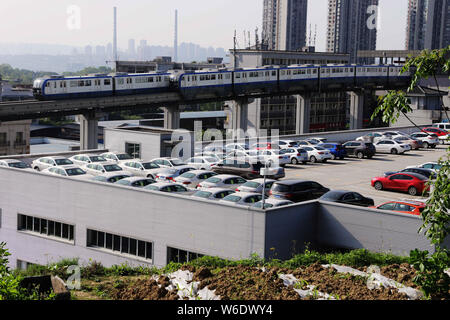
[174,9,178,62]
[113,7,118,66]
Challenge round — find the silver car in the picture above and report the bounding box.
[280,148,308,165]
[100,152,135,163]
[69,154,107,166]
[374,139,411,154]
[92,172,132,183]
[186,156,220,170]
[42,165,93,179]
[150,157,187,168]
[191,188,236,201]
[31,156,74,171]
[173,170,218,188]
[197,174,247,190]
[252,198,295,209]
[409,132,439,149]
[0,159,32,170]
[155,166,196,182]
[114,177,156,188]
[236,178,276,196]
[82,162,126,176]
[144,182,195,194]
[219,192,264,207]
[120,160,171,179]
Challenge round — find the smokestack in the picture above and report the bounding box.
[113,7,118,65]
[174,9,178,62]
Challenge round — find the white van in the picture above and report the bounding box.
[433,122,450,131]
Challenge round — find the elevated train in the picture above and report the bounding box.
[32,64,410,101]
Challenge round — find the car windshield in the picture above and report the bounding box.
[314,147,326,151]
[115,180,131,186]
[8,162,30,169]
[193,191,213,198]
[103,164,123,172]
[271,184,291,192]
[223,195,242,202]
[117,154,133,160]
[55,159,73,166]
[181,172,196,179]
[243,181,261,189]
[321,192,344,201]
[253,202,274,209]
[205,177,222,184]
[90,156,106,162]
[142,162,159,170]
[171,159,186,166]
[145,185,160,191]
[66,168,86,176]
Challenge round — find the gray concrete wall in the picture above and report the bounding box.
[0,166,266,269]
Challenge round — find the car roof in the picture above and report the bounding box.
[183,170,215,174]
[210,174,243,179]
[273,179,311,186]
[118,176,152,182]
[149,182,183,188]
[1,159,23,163]
[40,156,69,160]
[56,165,82,170]
[323,190,353,196]
[224,192,261,197]
[244,178,276,184]
[381,200,426,207]
[256,198,294,205]
[97,172,131,178]
[389,172,428,180]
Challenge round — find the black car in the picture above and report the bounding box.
[269,180,330,203]
[384,167,437,180]
[211,157,285,180]
[319,190,375,207]
[343,141,376,159]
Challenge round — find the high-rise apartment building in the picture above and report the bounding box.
[128,39,136,57]
[406,0,450,50]
[262,0,308,51]
[326,0,378,63]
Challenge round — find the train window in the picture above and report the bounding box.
[117,79,124,85]
[313,69,317,74]
[321,69,325,74]
[307,70,311,74]
[206,75,211,80]
[235,73,241,79]
[265,71,269,77]
[60,82,63,88]
[272,71,276,76]
[243,73,247,78]
[53,82,57,88]
[79,81,84,87]
[350,68,353,72]
[104,79,111,85]
[164,76,169,81]
[85,80,92,86]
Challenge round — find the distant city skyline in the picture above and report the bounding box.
[0,0,409,52]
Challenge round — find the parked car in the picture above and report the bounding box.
[280,148,308,165]
[120,160,172,179]
[374,139,411,154]
[186,156,220,170]
[301,146,333,163]
[225,150,252,159]
[197,174,247,190]
[384,167,437,180]
[219,192,264,206]
[319,190,374,207]
[342,141,376,159]
[173,170,218,188]
[409,132,439,149]
[31,156,74,171]
[83,162,126,176]
[406,162,442,173]
[150,157,187,168]
[100,152,135,163]
[371,172,430,196]
[305,137,328,145]
[69,154,107,166]
[114,177,156,188]
[380,131,409,139]
[155,166,196,182]
[252,198,294,209]
[195,152,226,162]
[269,180,330,203]
[371,200,426,216]
[92,172,132,183]
[144,182,194,194]
[0,159,31,169]
[236,178,276,196]
[421,127,448,138]
[203,145,225,154]
[191,188,236,201]
[42,165,93,179]
[211,158,285,180]
[278,140,299,149]
[225,143,249,153]
[247,149,290,167]
[393,136,422,150]
[317,143,347,160]
[432,122,450,132]
[251,142,279,150]
[356,132,386,144]
[296,140,318,147]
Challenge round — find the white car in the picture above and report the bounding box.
[150,157,187,168]
[82,161,127,176]
[100,152,135,163]
[31,156,74,171]
[197,174,247,190]
[120,160,171,179]
[356,132,386,144]
[203,145,225,154]
[409,132,439,149]
[296,140,317,147]
[236,178,276,196]
[155,166,196,182]
[247,149,290,167]
[219,192,264,207]
[225,143,249,153]
[186,156,220,170]
[191,188,236,201]
[406,162,442,173]
[278,140,299,149]
[173,170,217,188]
[0,159,32,170]
[144,182,195,194]
[302,146,333,163]
[374,139,411,154]
[114,177,156,188]
[69,154,107,166]
[252,198,295,209]
[91,172,132,183]
[195,152,226,162]
[280,148,308,165]
[381,131,409,139]
[305,137,328,145]
[42,165,93,179]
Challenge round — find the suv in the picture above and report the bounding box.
[317,143,347,160]
[342,141,376,159]
[269,180,330,203]
[211,158,285,180]
[409,132,439,149]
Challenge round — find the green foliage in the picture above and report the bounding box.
[371,91,412,125]
[409,249,450,298]
[62,66,113,77]
[0,64,57,84]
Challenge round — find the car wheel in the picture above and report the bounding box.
[339,156,345,160]
[423,142,429,149]
[310,156,317,163]
[391,149,398,155]
[408,186,418,196]
[357,152,364,159]
[374,181,383,191]
[322,159,328,163]
[34,167,40,171]
[331,154,336,160]
[431,145,436,149]
[291,158,299,165]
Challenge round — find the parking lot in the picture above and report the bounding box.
[281,145,448,206]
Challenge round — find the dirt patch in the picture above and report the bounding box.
[360,263,419,289]
[112,278,179,300]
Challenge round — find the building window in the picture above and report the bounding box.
[167,247,204,264]
[87,229,153,261]
[125,142,141,159]
[17,214,74,242]
[0,133,7,147]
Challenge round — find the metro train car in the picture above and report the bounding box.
[113,72,171,96]
[176,68,233,100]
[232,66,279,96]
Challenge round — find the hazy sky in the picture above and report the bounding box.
[0,0,408,51]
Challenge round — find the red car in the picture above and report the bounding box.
[422,127,448,137]
[251,142,279,150]
[371,172,430,196]
[371,200,426,216]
